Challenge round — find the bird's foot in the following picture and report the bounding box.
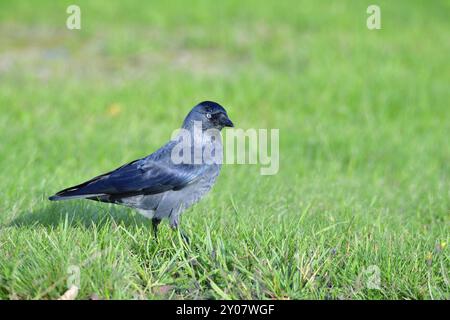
[170,225,190,244]
[169,215,189,244]
[180,230,190,244]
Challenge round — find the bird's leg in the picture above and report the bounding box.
[152,218,161,240]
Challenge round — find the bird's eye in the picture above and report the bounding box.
[206,113,212,119]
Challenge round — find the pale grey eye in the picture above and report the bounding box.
[206,113,212,119]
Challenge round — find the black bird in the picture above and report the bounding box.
[49,101,234,238]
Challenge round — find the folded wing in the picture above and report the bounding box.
[49,158,205,200]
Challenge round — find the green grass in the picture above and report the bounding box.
[0,0,449,299]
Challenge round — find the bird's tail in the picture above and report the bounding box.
[48,186,104,201]
[48,170,112,201]
[49,193,101,201]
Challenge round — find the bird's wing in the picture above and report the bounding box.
[51,158,207,199]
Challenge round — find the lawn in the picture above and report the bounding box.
[0,0,448,299]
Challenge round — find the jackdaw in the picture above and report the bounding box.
[49,101,234,238]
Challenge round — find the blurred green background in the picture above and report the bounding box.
[0,1,448,299]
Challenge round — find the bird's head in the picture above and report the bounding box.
[182,101,234,131]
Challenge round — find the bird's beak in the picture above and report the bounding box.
[220,113,234,127]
